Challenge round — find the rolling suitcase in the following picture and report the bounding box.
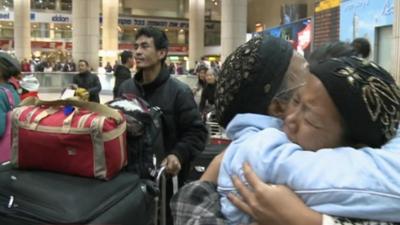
[0,164,155,225]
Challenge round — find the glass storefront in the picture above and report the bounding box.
[205,21,220,46]
[0,21,13,39]
[0,0,12,10]
[0,1,222,60]
[31,0,56,10]
[60,0,71,11]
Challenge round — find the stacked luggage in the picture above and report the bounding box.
[0,163,155,225]
[0,96,171,225]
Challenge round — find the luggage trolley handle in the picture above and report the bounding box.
[154,166,178,225]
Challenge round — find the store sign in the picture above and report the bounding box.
[33,12,71,24]
[118,43,134,50]
[315,0,340,12]
[31,41,64,49]
[169,45,188,53]
[0,10,215,31]
[51,15,70,22]
[0,12,10,20]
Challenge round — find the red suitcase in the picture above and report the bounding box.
[10,97,127,180]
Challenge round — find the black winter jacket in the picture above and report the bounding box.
[118,66,208,182]
[199,83,216,113]
[113,65,132,98]
[72,71,102,103]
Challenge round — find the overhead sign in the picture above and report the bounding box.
[116,16,189,28]
[315,0,340,13]
[0,10,219,31]
[0,11,71,23]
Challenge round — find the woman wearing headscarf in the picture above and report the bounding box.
[219,55,400,224]
[171,34,308,225]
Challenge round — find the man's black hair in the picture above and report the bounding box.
[135,26,169,64]
[120,50,133,64]
[78,59,89,66]
[351,37,371,58]
[307,42,356,67]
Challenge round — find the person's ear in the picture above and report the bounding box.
[267,99,287,119]
[158,49,167,61]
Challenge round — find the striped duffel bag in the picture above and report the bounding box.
[10,97,127,180]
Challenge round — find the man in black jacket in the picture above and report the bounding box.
[118,26,207,223]
[72,59,102,103]
[113,51,133,99]
[118,26,207,180]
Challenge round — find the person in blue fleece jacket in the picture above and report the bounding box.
[218,55,400,224]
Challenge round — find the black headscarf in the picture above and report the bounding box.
[310,56,400,147]
[215,34,293,128]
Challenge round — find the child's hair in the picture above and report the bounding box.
[307,42,356,68]
[0,52,21,82]
[351,37,371,58]
[310,56,400,147]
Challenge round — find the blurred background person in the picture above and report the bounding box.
[72,59,102,103]
[199,67,217,119]
[113,51,133,99]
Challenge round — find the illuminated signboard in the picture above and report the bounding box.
[315,0,340,12]
[263,18,312,56]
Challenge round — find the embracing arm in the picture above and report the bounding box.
[200,151,225,183]
[230,163,396,225]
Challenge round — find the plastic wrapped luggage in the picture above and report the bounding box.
[107,96,165,179]
[0,165,155,225]
[10,97,127,180]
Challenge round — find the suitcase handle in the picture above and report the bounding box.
[20,97,124,124]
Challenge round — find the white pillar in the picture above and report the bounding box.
[14,0,31,61]
[189,0,205,69]
[72,0,100,70]
[393,0,400,83]
[221,0,247,62]
[102,0,119,67]
[49,23,55,39]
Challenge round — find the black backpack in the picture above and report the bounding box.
[107,95,165,178]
